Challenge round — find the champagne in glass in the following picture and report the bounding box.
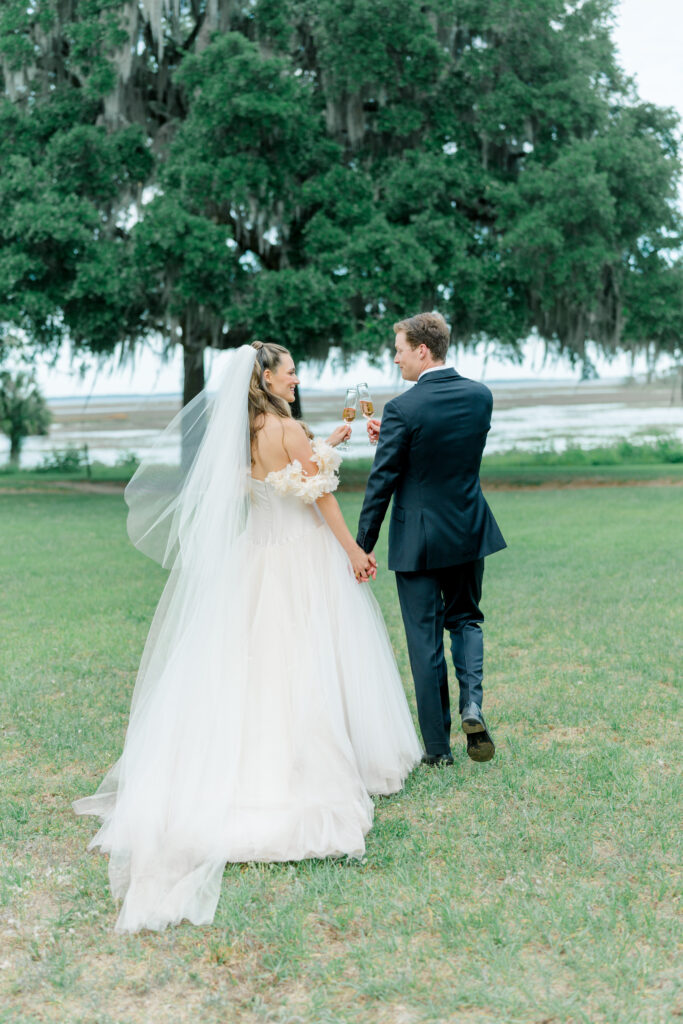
[358,382,377,445]
[339,386,357,452]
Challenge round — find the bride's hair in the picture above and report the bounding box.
[249,341,290,451]
[248,341,311,454]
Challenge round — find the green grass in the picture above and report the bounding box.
[0,486,682,1023]
[0,462,132,488]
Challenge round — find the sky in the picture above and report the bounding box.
[37,0,683,398]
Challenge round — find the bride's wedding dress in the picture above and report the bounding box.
[73,348,421,933]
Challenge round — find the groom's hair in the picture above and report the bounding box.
[393,312,450,361]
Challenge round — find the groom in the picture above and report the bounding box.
[356,312,506,765]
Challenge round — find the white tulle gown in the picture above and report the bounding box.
[74,416,421,932]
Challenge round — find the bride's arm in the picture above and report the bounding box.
[315,493,377,581]
[279,421,376,581]
[278,418,323,476]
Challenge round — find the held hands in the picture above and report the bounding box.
[349,546,378,583]
[366,418,381,444]
[327,423,352,447]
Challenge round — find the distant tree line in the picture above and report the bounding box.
[1,0,682,405]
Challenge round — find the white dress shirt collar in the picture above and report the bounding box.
[418,364,449,380]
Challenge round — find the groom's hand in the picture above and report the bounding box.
[366,417,381,444]
[349,546,377,583]
[350,545,373,583]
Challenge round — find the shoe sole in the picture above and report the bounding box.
[461,718,485,735]
[467,739,495,763]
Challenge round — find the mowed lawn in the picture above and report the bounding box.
[0,484,681,1024]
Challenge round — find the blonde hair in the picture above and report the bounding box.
[249,341,311,459]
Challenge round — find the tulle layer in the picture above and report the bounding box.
[74,500,421,933]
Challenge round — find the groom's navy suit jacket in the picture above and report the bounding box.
[356,368,506,572]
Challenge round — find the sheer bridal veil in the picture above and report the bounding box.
[125,344,256,569]
[74,345,259,932]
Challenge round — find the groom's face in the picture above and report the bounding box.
[394,331,423,382]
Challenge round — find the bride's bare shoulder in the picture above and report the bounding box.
[260,414,307,443]
[252,415,311,475]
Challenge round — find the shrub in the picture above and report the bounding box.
[114,450,140,471]
[37,447,85,473]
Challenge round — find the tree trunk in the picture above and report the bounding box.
[182,338,206,408]
[9,431,22,466]
[291,384,303,420]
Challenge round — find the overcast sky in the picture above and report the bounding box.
[616,0,683,114]
[39,0,683,397]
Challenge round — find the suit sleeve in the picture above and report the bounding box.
[356,400,409,553]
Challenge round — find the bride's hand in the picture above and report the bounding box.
[349,545,375,583]
[326,424,352,447]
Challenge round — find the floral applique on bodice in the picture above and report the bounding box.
[264,438,341,503]
[248,439,341,544]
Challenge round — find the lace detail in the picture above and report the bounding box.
[265,439,341,504]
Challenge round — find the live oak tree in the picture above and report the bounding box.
[0,88,153,358]
[1,0,681,402]
[621,252,683,395]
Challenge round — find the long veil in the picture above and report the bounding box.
[73,345,258,932]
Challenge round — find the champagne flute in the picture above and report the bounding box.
[358,382,377,446]
[339,386,357,452]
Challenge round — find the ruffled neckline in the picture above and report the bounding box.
[260,438,341,504]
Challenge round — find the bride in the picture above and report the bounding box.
[73,341,422,933]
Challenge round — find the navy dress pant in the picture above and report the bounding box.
[395,559,485,756]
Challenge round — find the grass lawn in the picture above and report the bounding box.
[0,485,681,1023]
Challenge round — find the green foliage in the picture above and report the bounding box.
[484,435,683,467]
[132,194,242,326]
[248,267,347,359]
[622,251,683,363]
[0,96,153,352]
[113,448,140,471]
[36,447,86,473]
[0,0,681,400]
[0,369,51,465]
[172,32,332,215]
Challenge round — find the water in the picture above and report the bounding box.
[4,379,682,469]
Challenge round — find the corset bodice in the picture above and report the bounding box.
[248,477,324,545]
[246,438,340,545]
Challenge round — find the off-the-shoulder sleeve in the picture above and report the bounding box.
[266,438,341,504]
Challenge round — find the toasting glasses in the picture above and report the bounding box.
[358,382,377,445]
[338,386,357,452]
